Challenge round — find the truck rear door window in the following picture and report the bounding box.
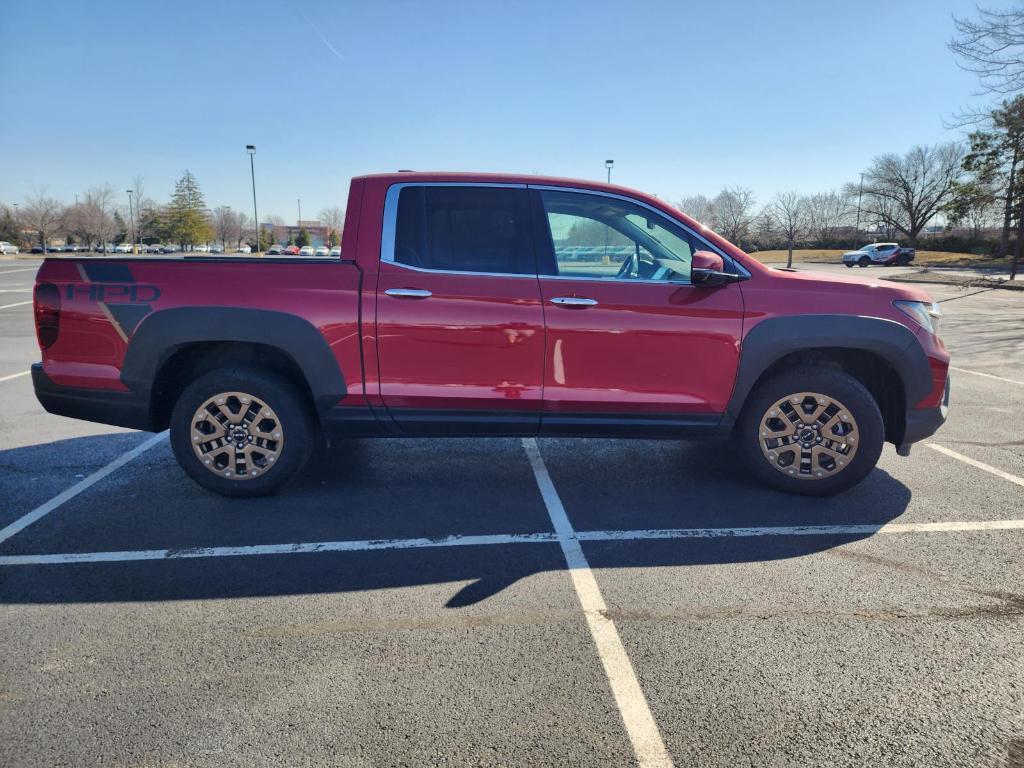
[394,186,533,274]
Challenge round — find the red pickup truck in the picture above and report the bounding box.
[31,172,950,498]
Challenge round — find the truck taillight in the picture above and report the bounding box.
[34,282,61,349]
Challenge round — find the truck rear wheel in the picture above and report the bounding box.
[734,366,884,496]
[169,366,313,497]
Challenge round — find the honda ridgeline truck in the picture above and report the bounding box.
[31,173,950,497]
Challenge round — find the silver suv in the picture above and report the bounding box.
[842,243,915,267]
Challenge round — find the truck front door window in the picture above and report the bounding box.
[539,190,694,282]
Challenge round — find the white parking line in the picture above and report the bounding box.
[0,267,39,275]
[950,366,1024,386]
[926,443,1024,488]
[578,518,1024,540]
[0,370,30,383]
[0,432,168,545]
[0,300,32,310]
[2,518,1022,567]
[522,438,673,768]
[0,532,558,565]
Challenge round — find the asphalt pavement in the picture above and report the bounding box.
[1,259,1022,767]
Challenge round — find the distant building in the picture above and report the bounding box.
[261,220,333,247]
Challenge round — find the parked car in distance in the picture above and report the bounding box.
[235,245,252,254]
[299,246,316,257]
[145,244,163,254]
[30,246,44,254]
[114,244,133,254]
[210,245,225,254]
[842,243,915,267]
[314,246,330,257]
[29,171,951,499]
[267,245,283,255]
[329,246,342,257]
[284,245,301,255]
[192,244,210,253]
[0,241,20,255]
[95,244,116,253]
[161,245,178,254]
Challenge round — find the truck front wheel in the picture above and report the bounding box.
[169,366,314,497]
[734,366,884,496]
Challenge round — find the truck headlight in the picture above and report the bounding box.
[894,300,941,336]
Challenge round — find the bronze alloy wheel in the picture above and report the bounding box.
[190,391,284,480]
[758,391,859,480]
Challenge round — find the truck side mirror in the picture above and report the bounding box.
[692,250,724,273]
[690,249,734,286]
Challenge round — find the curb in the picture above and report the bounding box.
[882,273,1024,291]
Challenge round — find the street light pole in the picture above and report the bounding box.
[126,190,136,254]
[246,145,259,253]
[853,172,864,250]
[605,159,614,184]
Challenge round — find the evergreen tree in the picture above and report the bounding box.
[961,96,1024,267]
[113,211,128,244]
[0,206,19,244]
[167,171,214,247]
[296,226,311,247]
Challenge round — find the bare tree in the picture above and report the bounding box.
[233,212,250,249]
[66,186,116,249]
[712,187,756,246]
[754,209,776,248]
[768,191,809,268]
[857,143,966,247]
[212,206,238,247]
[20,193,64,249]
[675,194,716,228]
[318,206,344,232]
[805,190,852,246]
[318,206,344,247]
[949,6,1024,95]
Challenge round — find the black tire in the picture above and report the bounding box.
[844,263,855,268]
[170,365,314,497]
[734,366,884,497]
[858,256,871,268]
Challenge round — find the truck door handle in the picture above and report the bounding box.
[385,288,432,299]
[549,296,598,307]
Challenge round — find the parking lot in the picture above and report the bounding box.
[1,259,1022,767]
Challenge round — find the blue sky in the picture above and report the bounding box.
[0,0,1000,222]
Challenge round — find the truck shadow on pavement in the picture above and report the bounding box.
[0,435,912,607]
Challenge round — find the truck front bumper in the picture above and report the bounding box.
[896,376,950,455]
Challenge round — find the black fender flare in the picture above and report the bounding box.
[122,307,347,414]
[724,314,930,424]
